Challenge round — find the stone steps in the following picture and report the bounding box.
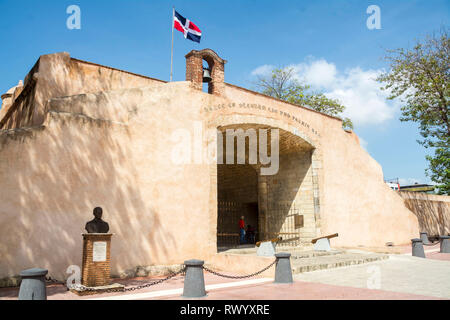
[215,247,389,275]
[290,252,389,274]
[289,250,343,259]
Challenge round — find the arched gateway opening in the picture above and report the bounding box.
[216,123,318,251]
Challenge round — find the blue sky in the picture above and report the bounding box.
[0,0,448,185]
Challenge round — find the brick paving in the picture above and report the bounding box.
[160,280,443,300]
[2,249,448,300]
[0,272,444,301]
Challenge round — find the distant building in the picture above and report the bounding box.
[385,178,400,191]
[400,183,436,194]
[385,178,436,194]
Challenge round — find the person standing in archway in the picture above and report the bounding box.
[246,224,256,244]
[239,216,246,244]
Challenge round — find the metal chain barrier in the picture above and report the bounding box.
[66,266,186,293]
[202,259,277,279]
[45,276,66,285]
[61,258,278,294]
[123,266,186,292]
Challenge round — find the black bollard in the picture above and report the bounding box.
[274,253,293,284]
[18,268,48,300]
[439,235,450,253]
[420,232,431,245]
[182,259,206,298]
[411,238,425,258]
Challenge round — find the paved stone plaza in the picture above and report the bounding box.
[294,252,450,299]
[1,246,448,300]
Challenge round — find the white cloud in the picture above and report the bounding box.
[325,67,396,125]
[251,59,398,127]
[290,59,337,88]
[251,64,274,77]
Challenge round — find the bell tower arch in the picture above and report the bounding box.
[185,49,227,96]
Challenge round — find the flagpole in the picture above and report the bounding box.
[170,6,175,82]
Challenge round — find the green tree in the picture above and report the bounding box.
[377,28,449,194]
[255,67,353,130]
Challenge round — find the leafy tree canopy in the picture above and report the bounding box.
[255,67,353,130]
[377,28,449,194]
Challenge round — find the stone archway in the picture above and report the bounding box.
[208,115,322,251]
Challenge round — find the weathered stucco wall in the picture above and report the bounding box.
[265,151,316,244]
[0,82,219,280]
[220,84,419,247]
[0,53,420,281]
[0,52,165,129]
[400,191,450,237]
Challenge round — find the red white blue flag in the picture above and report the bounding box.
[173,10,202,43]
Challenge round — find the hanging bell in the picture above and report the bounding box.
[202,68,212,83]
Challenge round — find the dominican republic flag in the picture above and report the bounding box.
[173,10,202,43]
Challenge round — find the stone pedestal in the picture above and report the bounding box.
[314,238,331,251]
[274,253,293,284]
[18,268,48,300]
[411,238,425,258]
[257,241,276,256]
[420,232,431,245]
[440,235,450,253]
[182,259,206,298]
[81,233,113,287]
[70,233,124,296]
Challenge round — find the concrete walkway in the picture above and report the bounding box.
[1,249,448,300]
[290,250,389,273]
[1,271,443,300]
[294,253,450,299]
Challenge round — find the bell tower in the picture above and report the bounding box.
[185,49,227,96]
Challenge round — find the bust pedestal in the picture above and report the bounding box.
[81,233,113,287]
[70,233,124,296]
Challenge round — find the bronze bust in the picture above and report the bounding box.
[85,207,109,233]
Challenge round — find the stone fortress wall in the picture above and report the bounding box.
[400,192,449,237]
[0,49,419,281]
